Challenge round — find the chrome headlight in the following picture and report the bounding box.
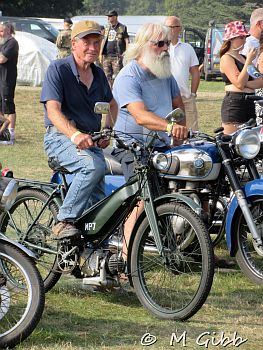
[235,129,260,159]
[152,153,170,171]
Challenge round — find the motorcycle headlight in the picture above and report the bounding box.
[235,129,260,159]
[152,153,170,171]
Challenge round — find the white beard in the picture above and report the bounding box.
[0,37,8,45]
[142,49,171,79]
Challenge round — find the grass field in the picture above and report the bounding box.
[4,81,263,350]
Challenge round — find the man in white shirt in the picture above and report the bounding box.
[165,16,200,130]
[242,8,263,66]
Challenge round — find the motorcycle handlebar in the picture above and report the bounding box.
[245,95,263,101]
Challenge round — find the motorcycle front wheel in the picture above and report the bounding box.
[0,188,61,292]
[130,202,214,321]
[236,196,263,285]
[0,243,45,349]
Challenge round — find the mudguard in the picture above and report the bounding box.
[16,180,63,208]
[0,232,37,259]
[226,179,263,256]
[126,192,202,285]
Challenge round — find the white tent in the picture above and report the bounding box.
[14,31,57,87]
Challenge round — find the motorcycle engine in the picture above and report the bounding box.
[80,248,125,277]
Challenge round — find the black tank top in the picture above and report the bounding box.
[221,54,254,85]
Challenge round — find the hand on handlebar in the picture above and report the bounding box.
[171,124,188,140]
[73,133,94,149]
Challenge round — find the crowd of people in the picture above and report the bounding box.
[1,9,263,249]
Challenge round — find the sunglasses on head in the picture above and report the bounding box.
[150,40,171,48]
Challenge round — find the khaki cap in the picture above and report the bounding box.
[71,20,101,39]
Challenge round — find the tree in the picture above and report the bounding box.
[0,0,83,17]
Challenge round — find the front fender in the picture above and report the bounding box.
[226,179,263,256]
[0,232,37,259]
[153,193,202,214]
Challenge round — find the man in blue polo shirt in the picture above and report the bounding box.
[41,20,118,240]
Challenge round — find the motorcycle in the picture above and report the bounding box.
[0,104,215,321]
[0,176,45,349]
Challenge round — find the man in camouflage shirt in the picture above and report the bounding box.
[56,18,73,59]
[100,10,129,87]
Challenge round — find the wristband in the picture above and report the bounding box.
[70,131,82,143]
[166,122,173,134]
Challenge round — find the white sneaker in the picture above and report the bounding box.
[0,140,14,145]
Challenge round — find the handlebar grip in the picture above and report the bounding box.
[116,138,129,150]
[91,133,103,142]
[245,95,263,101]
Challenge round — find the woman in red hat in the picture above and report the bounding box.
[220,20,263,134]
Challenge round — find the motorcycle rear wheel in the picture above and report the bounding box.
[0,189,61,292]
[236,196,263,285]
[130,202,214,320]
[0,243,45,349]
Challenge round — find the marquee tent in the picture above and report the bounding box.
[14,31,57,86]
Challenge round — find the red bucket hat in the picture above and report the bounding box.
[223,21,249,41]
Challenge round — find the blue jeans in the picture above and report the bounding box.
[44,131,106,222]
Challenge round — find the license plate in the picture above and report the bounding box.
[214,63,220,69]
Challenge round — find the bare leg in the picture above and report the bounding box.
[7,113,16,129]
[122,201,144,261]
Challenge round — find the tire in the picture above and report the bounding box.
[205,73,212,81]
[236,196,263,284]
[0,243,45,349]
[130,202,214,320]
[0,189,61,292]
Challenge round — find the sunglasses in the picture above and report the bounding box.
[150,40,171,48]
[166,25,181,28]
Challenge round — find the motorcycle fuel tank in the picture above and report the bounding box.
[157,142,221,181]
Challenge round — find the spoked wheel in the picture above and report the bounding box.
[236,196,263,285]
[130,202,214,320]
[0,243,45,349]
[207,198,227,247]
[0,189,61,292]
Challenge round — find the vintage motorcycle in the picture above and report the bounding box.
[0,104,215,321]
[0,176,45,349]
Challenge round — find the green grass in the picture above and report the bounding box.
[4,82,263,350]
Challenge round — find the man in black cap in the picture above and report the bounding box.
[56,17,73,58]
[100,10,129,87]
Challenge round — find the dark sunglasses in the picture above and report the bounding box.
[166,25,181,28]
[150,40,171,48]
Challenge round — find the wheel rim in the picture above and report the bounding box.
[134,210,206,314]
[1,196,59,282]
[0,252,33,337]
[238,199,263,278]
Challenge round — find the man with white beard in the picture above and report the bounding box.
[112,23,187,180]
[0,22,19,144]
[112,23,187,261]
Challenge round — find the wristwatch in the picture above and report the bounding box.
[191,92,197,97]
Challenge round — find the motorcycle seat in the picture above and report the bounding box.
[47,157,72,174]
[47,149,124,176]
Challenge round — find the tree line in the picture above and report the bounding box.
[0,0,261,32]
